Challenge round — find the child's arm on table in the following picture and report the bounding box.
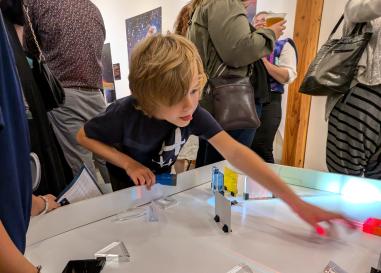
[76,127,155,188]
[208,131,355,230]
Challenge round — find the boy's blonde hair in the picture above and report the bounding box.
[129,33,207,116]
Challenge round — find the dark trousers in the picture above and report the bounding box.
[196,103,262,167]
[251,93,282,163]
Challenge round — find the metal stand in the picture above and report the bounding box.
[214,191,232,233]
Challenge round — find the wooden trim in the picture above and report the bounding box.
[282,0,325,167]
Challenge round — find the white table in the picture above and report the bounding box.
[25,162,381,273]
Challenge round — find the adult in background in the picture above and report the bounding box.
[0,2,52,272]
[188,0,286,167]
[326,0,381,178]
[3,0,73,196]
[174,1,192,36]
[251,11,298,163]
[24,0,109,183]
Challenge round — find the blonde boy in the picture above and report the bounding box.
[77,34,353,231]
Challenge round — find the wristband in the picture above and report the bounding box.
[38,196,49,215]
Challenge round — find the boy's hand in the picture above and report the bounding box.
[291,199,357,232]
[124,160,156,189]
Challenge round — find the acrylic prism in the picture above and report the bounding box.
[94,241,130,262]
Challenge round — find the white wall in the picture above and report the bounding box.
[256,0,296,39]
[304,0,347,171]
[91,0,189,99]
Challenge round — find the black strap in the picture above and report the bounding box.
[350,22,367,36]
[329,14,367,39]
[329,15,344,38]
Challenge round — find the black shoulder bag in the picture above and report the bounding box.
[203,64,260,131]
[23,5,65,111]
[300,15,372,96]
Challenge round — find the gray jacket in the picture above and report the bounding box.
[188,0,276,78]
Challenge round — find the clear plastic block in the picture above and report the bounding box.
[94,241,130,263]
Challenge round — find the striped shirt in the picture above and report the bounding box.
[326,84,381,179]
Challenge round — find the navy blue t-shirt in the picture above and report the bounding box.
[84,96,222,173]
[0,11,32,253]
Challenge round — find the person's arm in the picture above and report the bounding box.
[345,0,381,23]
[76,128,155,188]
[0,221,38,273]
[207,0,279,67]
[31,194,60,216]
[262,58,290,84]
[208,131,355,229]
[263,42,297,84]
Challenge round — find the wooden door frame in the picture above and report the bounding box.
[282,0,325,167]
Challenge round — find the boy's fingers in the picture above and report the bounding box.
[143,173,152,186]
[136,175,145,185]
[149,171,156,184]
[132,178,139,185]
[337,215,357,230]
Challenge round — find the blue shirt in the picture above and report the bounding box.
[0,11,32,253]
[85,96,223,173]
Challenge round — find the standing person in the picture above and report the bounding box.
[0,2,47,272]
[3,2,73,196]
[174,2,192,36]
[187,0,286,167]
[24,0,109,183]
[251,11,298,163]
[0,3,31,256]
[326,0,381,178]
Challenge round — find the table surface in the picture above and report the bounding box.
[25,162,381,273]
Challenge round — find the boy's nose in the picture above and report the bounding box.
[182,95,193,111]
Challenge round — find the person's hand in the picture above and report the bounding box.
[291,199,356,233]
[266,20,286,39]
[42,194,60,212]
[124,160,156,189]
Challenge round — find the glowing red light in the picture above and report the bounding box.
[363,218,381,236]
[316,226,326,236]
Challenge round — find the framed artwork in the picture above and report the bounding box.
[112,63,121,81]
[101,43,116,104]
[125,7,162,59]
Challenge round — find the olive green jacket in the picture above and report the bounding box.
[188,0,276,77]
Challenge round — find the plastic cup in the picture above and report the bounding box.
[266,13,287,26]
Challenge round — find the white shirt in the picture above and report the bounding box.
[278,42,298,85]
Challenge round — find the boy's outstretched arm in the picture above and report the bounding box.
[76,128,155,188]
[208,131,355,230]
